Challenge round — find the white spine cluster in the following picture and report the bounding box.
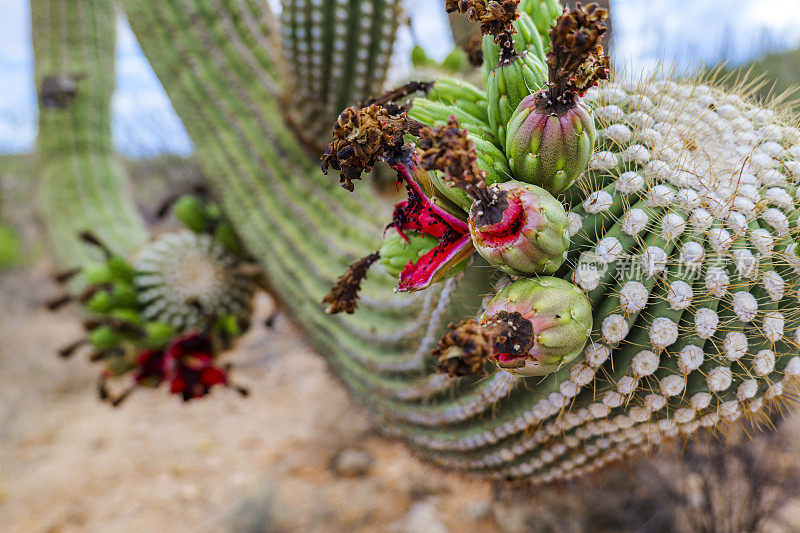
[134,231,255,331]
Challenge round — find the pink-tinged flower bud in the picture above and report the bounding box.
[483,277,592,376]
[468,180,569,276]
[505,91,596,195]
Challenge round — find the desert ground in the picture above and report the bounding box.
[3,159,800,532]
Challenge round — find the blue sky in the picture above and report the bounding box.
[2,0,800,157]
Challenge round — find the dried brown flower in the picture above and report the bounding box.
[320,105,405,192]
[446,0,519,58]
[418,117,508,227]
[490,310,535,368]
[419,116,486,191]
[433,317,503,377]
[322,252,381,314]
[320,82,432,192]
[463,33,485,68]
[544,2,610,108]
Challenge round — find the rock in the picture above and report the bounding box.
[229,482,276,533]
[392,498,449,533]
[463,499,493,522]
[492,502,534,533]
[329,447,374,478]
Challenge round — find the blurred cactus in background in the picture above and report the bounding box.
[32,0,147,267]
[30,0,800,487]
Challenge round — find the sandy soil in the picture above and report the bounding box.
[0,263,501,533]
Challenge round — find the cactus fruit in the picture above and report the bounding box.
[506,93,596,194]
[519,0,563,41]
[469,180,570,275]
[482,277,592,375]
[505,3,608,194]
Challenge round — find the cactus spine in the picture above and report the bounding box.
[27,0,788,483]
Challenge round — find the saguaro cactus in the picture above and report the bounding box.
[35,0,800,485]
[32,0,147,267]
[281,0,403,150]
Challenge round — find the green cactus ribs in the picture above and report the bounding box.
[281,0,403,151]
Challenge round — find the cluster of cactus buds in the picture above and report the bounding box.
[49,196,258,404]
[505,3,607,194]
[320,2,605,379]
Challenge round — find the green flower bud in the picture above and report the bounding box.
[468,181,569,276]
[143,321,177,348]
[482,277,591,376]
[482,12,546,76]
[109,308,142,325]
[487,52,547,148]
[107,256,136,283]
[174,195,210,233]
[505,91,596,195]
[89,325,120,351]
[519,0,563,37]
[85,290,113,314]
[216,314,243,337]
[83,262,113,285]
[214,221,243,255]
[110,282,139,309]
[441,48,469,72]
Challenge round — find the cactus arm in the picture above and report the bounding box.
[31,0,147,268]
[120,0,513,411]
[280,0,402,150]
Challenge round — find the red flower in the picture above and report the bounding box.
[133,349,168,387]
[162,332,228,401]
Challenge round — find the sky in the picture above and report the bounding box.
[2,0,800,157]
